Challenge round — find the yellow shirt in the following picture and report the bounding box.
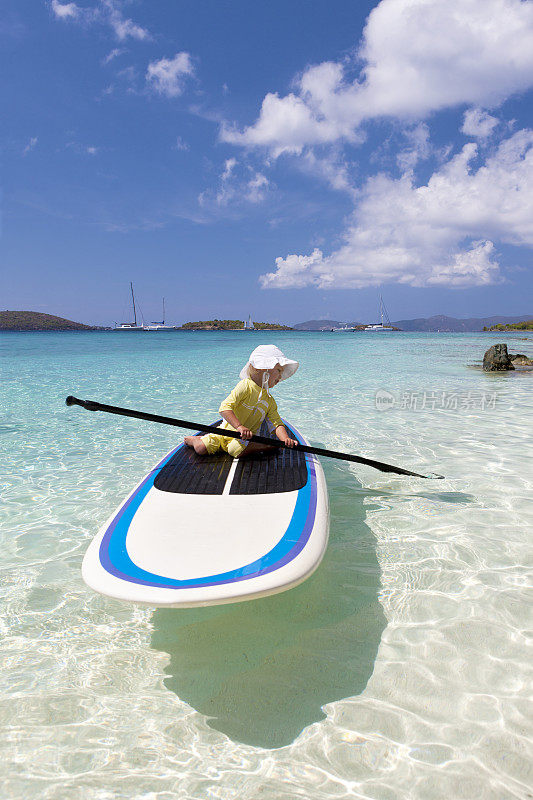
[218,378,283,434]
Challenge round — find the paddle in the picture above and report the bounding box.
[65,395,444,479]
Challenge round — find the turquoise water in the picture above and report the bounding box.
[1,331,532,798]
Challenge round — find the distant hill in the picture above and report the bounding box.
[393,314,533,332]
[0,311,100,331]
[294,314,533,332]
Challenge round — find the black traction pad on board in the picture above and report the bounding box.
[229,424,308,495]
[154,422,232,495]
[154,421,308,496]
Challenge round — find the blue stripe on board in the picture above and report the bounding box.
[98,421,318,590]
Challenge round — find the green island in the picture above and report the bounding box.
[181,319,293,330]
[0,311,101,331]
[483,320,533,331]
[0,311,293,332]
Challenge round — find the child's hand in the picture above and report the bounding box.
[284,437,298,448]
[237,425,253,440]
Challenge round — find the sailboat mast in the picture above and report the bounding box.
[130,282,137,326]
[162,297,165,325]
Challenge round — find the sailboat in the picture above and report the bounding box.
[364,295,395,332]
[143,299,179,331]
[114,282,144,331]
[240,315,255,331]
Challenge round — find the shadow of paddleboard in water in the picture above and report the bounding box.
[150,461,387,749]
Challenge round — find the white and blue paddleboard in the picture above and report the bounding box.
[82,421,329,607]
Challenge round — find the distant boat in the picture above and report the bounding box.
[114,282,144,331]
[331,324,356,331]
[363,296,395,332]
[240,315,256,331]
[143,299,179,331]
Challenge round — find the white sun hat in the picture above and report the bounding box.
[240,344,299,381]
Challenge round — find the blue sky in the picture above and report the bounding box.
[1,0,532,326]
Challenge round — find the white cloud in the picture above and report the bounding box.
[260,249,325,289]
[221,76,355,156]
[221,157,237,181]
[117,65,136,83]
[199,161,270,209]
[396,123,432,173]
[146,53,194,98]
[174,136,189,151]
[51,1,79,19]
[462,108,499,139]
[246,172,269,204]
[23,137,38,155]
[102,47,124,64]
[260,129,533,289]
[300,148,356,195]
[425,240,499,286]
[223,0,533,155]
[65,140,99,155]
[101,0,149,41]
[357,0,533,114]
[50,0,150,41]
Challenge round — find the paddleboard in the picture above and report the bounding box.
[82,420,329,607]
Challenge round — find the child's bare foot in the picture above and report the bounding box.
[184,436,208,455]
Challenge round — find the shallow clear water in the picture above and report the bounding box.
[1,331,532,798]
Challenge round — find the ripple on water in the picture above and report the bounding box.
[1,331,532,799]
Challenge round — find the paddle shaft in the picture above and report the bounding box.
[65,395,443,479]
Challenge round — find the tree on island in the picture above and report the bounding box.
[180,319,292,330]
[484,320,533,331]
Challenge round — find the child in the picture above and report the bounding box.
[184,344,299,458]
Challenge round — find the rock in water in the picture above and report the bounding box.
[510,353,533,365]
[483,343,515,371]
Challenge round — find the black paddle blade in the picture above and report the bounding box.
[66,396,99,411]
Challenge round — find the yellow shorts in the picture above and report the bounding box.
[200,432,248,458]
